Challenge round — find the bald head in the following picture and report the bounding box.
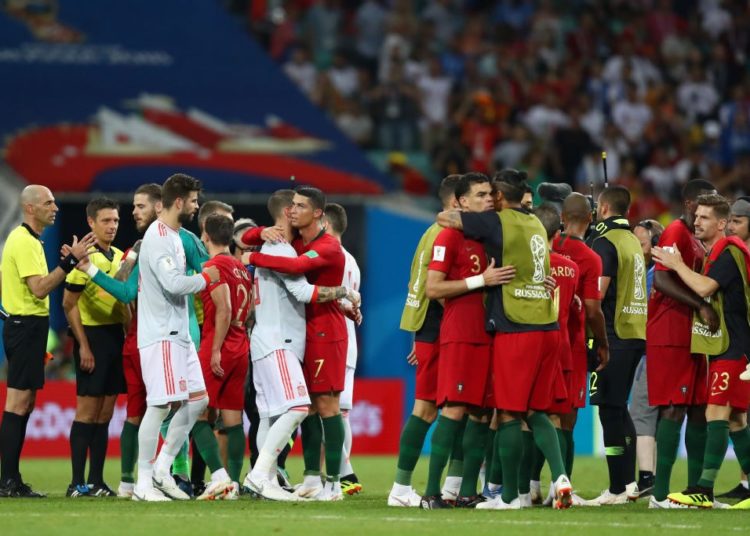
[21,184,57,231]
[562,193,592,223]
[21,185,51,205]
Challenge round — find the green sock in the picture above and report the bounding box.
[458,419,489,497]
[225,424,245,483]
[563,430,575,477]
[489,429,503,485]
[527,413,565,481]
[697,420,729,489]
[530,444,545,481]
[653,418,681,500]
[730,427,750,475]
[556,428,568,476]
[446,415,467,478]
[191,420,224,473]
[685,421,707,487]
[499,420,523,503]
[172,440,190,478]
[301,415,323,476]
[395,415,432,486]
[321,415,345,482]
[483,428,496,485]
[424,415,462,496]
[518,430,535,494]
[120,421,139,483]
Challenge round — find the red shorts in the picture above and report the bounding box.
[415,340,439,402]
[708,358,750,411]
[493,330,560,412]
[200,352,249,411]
[436,342,490,407]
[547,368,572,415]
[569,367,588,409]
[123,348,146,419]
[647,346,708,406]
[303,339,347,393]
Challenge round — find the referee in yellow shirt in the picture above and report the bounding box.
[0,185,94,498]
[63,198,127,498]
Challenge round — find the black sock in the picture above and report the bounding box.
[190,436,207,485]
[623,410,637,486]
[639,470,654,482]
[599,405,627,494]
[248,412,260,468]
[70,421,95,485]
[87,422,109,485]
[277,428,297,470]
[0,411,26,481]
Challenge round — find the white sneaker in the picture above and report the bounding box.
[310,481,343,502]
[714,499,731,509]
[649,495,687,509]
[245,475,300,501]
[132,487,171,502]
[476,496,521,510]
[518,492,532,508]
[740,363,750,381]
[387,486,422,507]
[571,493,599,506]
[294,475,324,498]
[530,480,542,505]
[553,475,573,509]
[589,489,629,505]
[117,482,134,498]
[196,479,231,501]
[542,482,555,506]
[152,473,190,500]
[625,481,639,501]
[224,482,240,501]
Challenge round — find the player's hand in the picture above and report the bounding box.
[699,302,720,333]
[596,344,609,372]
[346,288,361,307]
[406,343,418,366]
[652,243,683,270]
[203,265,220,284]
[132,239,143,255]
[543,275,557,293]
[211,349,224,378]
[573,294,582,312]
[69,232,97,261]
[482,258,516,286]
[341,303,362,325]
[75,254,91,272]
[60,244,72,258]
[260,225,286,244]
[79,346,95,373]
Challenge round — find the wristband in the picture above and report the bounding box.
[59,253,79,274]
[465,274,485,290]
[85,264,100,278]
[125,249,138,262]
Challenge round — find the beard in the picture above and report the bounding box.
[178,210,194,226]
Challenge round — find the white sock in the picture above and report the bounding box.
[391,482,412,496]
[442,475,461,492]
[136,404,170,492]
[256,417,270,453]
[252,410,307,481]
[303,474,321,488]
[210,467,231,483]
[155,396,208,476]
[339,411,354,477]
[488,483,502,492]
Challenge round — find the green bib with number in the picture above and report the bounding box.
[400,223,443,332]
[499,210,557,325]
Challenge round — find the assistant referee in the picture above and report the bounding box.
[0,185,94,498]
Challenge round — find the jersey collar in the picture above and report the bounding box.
[94,243,115,262]
[21,223,42,242]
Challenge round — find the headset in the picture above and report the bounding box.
[635,219,662,247]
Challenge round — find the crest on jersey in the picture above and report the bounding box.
[298,385,307,396]
[433,245,446,262]
[179,379,187,392]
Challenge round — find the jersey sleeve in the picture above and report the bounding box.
[15,235,46,280]
[65,264,89,290]
[91,264,139,304]
[240,226,265,248]
[263,243,317,303]
[250,245,332,275]
[581,253,602,300]
[181,229,209,273]
[654,222,686,272]
[706,250,738,291]
[460,211,501,242]
[148,237,208,295]
[428,229,457,274]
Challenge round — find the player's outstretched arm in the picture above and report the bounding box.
[249,249,328,275]
[437,210,463,230]
[151,250,215,296]
[653,245,719,298]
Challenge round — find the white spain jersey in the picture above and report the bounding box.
[137,219,207,349]
[250,241,316,361]
[342,247,361,368]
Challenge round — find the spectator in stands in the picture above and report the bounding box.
[284,45,317,97]
[370,62,420,151]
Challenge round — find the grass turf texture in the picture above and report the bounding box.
[2,456,747,535]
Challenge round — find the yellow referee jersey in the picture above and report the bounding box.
[65,245,126,326]
[1,224,49,316]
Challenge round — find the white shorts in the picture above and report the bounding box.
[339,366,356,410]
[253,349,310,418]
[140,340,205,406]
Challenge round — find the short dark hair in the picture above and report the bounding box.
[203,213,234,247]
[683,179,715,201]
[455,172,490,200]
[86,197,119,220]
[562,192,592,223]
[135,183,162,203]
[438,174,462,206]
[294,185,326,212]
[599,185,631,215]
[267,189,295,220]
[493,168,528,203]
[198,200,234,231]
[696,193,730,220]
[534,203,562,240]
[162,173,202,209]
[324,203,348,235]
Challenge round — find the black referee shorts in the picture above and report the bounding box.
[3,315,49,391]
[73,324,126,397]
[589,348,642,408]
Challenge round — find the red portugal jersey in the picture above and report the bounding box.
[199,254,253,360]
[249,230,346,342]
[647,218,704,347]
[428,228,491,345]
[550,252,579,371]
[553,234,602,371]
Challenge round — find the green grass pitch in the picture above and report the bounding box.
[1,456,747,535]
